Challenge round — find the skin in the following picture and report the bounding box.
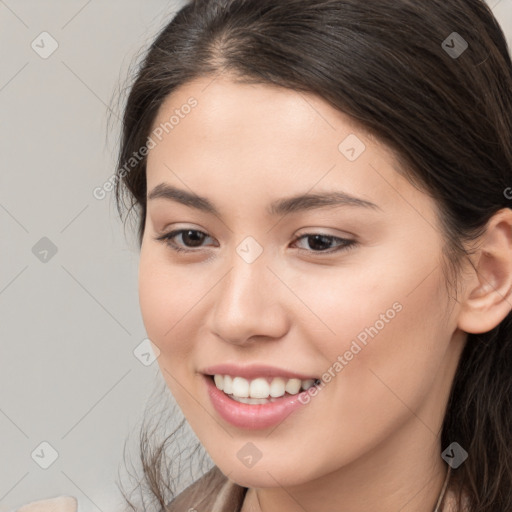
[138,75,512,512]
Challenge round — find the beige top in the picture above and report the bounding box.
[14,496,78,512]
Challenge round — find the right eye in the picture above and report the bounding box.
[154,229,217,253]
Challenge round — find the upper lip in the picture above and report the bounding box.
[201,363,317,381]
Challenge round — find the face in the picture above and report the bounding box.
[139,76,466,488]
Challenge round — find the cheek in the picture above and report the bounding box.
[306,245,450,395]
[315,260,450,429]
[138,247,198,362]
[312,238,447,357]
[138,249,205,415]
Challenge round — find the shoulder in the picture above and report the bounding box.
[167,466,247,512]
[13,496,78,512]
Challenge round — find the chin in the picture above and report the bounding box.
[214,456,322,489]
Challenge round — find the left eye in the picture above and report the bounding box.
[154,229,356,255]
[292,233,356,253]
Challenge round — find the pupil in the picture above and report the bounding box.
[184,230,203,247]
[309,235,331,251]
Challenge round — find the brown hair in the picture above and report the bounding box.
[113,1,512,510]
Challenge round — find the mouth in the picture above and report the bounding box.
[202,370,322,430]
[208,374,321,404]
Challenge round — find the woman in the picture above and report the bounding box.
[112,0,512,511]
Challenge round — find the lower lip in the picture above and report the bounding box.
[204,375,316,430]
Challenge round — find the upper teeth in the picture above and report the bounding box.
[213,375,316,399]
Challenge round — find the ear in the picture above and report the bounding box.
[457,208,512,334]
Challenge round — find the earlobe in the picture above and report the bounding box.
[457,208,512,334]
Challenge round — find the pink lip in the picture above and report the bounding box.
[204,375,317,430]
[201,363,317,381]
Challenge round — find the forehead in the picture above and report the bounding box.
[153,78,339,154]
[145,76,431,225]
[149,77,385,170]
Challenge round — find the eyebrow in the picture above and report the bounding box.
[147,183,381,217]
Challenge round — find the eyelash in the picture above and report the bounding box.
[154,229,357,256]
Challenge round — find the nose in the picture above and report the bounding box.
[209,252,289,346]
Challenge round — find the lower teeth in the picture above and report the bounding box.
[229,395,277,404]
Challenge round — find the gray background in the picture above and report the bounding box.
[0,1,511,511]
